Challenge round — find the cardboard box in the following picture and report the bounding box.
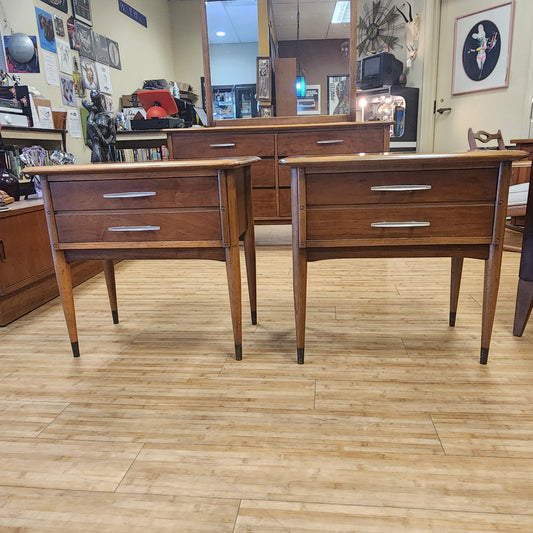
[120,94,142,108]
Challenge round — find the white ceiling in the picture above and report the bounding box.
[204,0,351,45]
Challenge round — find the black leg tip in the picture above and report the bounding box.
[480,347,489,365]
[297,348,304,364]
[251,311,257,325]
[112,310,119,324]
[449,311,456,327]
[235,344,242,361]
[71,341,80,358]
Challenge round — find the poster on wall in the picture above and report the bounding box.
[452,1,514,95]
[297,85,321,115]
[35,7,57,53]
[42,0,69,14]
[80,56,98,90]
[76,21,94,59]
[327,75,349,115]
[54,15,66,38]
[56,39,73,74]
[93,33,110,64]
[60,75,77,106]
[4,36,40,73]
[95,62,112,94]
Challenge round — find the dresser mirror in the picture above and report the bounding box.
[200,0,357,125]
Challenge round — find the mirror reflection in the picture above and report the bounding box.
[204,0,351,120]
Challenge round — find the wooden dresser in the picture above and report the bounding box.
[166,121,390,223]
[0,200,102,326]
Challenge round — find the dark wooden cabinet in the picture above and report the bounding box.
[0,127,101,326]
[167,121,390,223]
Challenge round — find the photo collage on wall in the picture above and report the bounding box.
[4,0,122,126]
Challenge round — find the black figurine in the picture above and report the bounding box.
[82,90,116,163]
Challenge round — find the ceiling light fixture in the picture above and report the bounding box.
[331,1,350,24]
[215,31,226,37]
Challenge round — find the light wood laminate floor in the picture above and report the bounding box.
[0,229,532,532]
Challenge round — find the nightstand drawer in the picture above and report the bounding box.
[306,170,498,205]
[50,177,220,211]
[278,129,374,156]
[307,205,495,241]
[172,132,275,158]
[55,211,222,243]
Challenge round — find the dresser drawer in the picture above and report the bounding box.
[55,211,222,243]
[307,205,495,241]
[172,132,275,158]
[252,189,278,218]
[278,129,380,156]
[306,170,498,205]
[50,177,220,211]
[251,158,276,188]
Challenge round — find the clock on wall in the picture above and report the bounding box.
[357,0,403,57]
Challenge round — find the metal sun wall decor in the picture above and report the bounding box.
[357,0,403,57]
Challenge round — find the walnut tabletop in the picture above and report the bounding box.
[24,157,260,360]
[280,150,527,364]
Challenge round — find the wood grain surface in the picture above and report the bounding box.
[0,237,532,531]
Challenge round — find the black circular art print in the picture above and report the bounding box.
[462,19,501,81]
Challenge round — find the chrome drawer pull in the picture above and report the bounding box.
[103,191,156,198]
[371,185,432,192]
[316,139,344,144]
[371,221,430,228]
[107,225,161,232]
[209,143,236,148]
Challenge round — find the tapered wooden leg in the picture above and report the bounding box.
[480,244,504,364]
[293,246,307,364]
[225,244,242,360]
[242,168,257,325]
[513,279,533,336]
[102,260,119,324]
[449,257,464,327]
[52,251,79,357]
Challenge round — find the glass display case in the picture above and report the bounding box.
[235,84,257,118]
[212,85,235,120]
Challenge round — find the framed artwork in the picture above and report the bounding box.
[452,2,514,95]
[67,16,80,50]
[107,38,121,70]
[256,57,271,102]
[297,85,321,115]
[42,0,68,13]
[259,105,272,118]
[72,0,92,26]
[93,33,110,65]
[327,75,350,115]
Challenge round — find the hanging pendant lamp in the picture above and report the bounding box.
[295,0,306,98]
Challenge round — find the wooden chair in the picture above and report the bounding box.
[468,128,530,253]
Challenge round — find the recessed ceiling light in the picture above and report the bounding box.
[331,1,350,24]
[216,31,226,37]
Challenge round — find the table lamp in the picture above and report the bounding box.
[137,89,178,119]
